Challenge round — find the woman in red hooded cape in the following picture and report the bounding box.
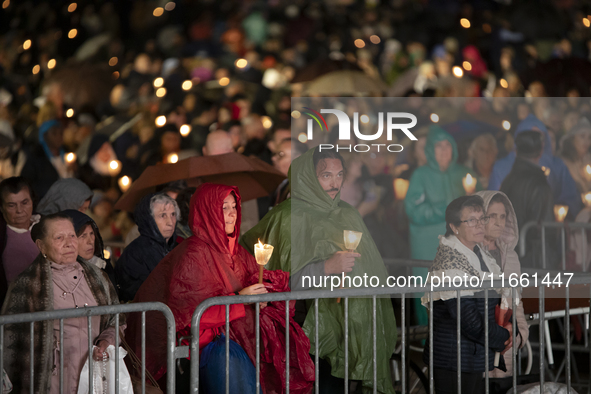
[126,183,314,394]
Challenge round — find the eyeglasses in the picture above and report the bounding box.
[459,216,490,227]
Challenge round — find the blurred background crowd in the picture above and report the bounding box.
[2,0,591,265]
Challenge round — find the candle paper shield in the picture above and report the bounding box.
[344,230,362,251]
[254,241,274,266]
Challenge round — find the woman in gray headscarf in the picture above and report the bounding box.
[36,178,93,215]
[476,190,529,378]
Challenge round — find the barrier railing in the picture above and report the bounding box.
[0,302,176,394]
[3,264,590,394]
[189,273,591,394]
[518,221,591,271]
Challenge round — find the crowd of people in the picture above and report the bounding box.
[2,0,591,392]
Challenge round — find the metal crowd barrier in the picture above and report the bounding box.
[518,221,591,271]
[2,266,591,394]
[189,273,591,394]
[0,302,176,394]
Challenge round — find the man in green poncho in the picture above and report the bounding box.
[241,147,397,394]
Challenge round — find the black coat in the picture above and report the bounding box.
[21,145,60,199]
[423,292,510,373]
[115,194,177,302]
[500,157,554,231]
[501,157,556,267]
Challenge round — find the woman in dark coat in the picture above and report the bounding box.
[422,195,513,394]
[62,209,117,287]
[115,193,178,302]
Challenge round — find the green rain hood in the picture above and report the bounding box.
[241,148,397,394]
[404,125,482,260]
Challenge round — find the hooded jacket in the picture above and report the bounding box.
[61,209,117,287]
[404,125,482,261]
[127,184,312,392]
[476,191,529,378]
[488,114,581,218]
[115,193,177,302]
[36,179,93,215]
[241,148,398,394]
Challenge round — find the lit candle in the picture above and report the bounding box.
[167,153,179,164]
[541,166,551,177]
[103,248,111,260]
[108,160,121,176]
[344,230,363,252]
[554,205,569,222]
[65,152,76,164]
[394,178,409,200]
[585,165,591,182]
[462,173,476,195]
[254,239,274,284]
[118,176,131,192]
[583,192,591,207]
[339,230,363,303]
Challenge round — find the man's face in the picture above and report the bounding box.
[316,158,344,200]
[2,189,33,229]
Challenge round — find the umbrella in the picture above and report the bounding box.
[302,70,387,96]
[114,152,286,211]
[291,58,361,84]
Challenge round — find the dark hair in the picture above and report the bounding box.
[31,213,74,242]
[312,147,347,175]
[444,195,485,237]
[0,176,34,207]
[176,187,196,227]
[515,130,543,160]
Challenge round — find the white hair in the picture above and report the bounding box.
[150,193,181,221]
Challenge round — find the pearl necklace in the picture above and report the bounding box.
[95,350,108,394]
[102,351,107,394]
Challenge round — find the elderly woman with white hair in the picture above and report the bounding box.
[115,193,179,302]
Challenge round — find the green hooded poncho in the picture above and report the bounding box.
[241,148,397,394]
[404,125,481,325]
[404,125,482,260]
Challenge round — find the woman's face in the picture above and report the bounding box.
[152,202,177,242]
[37,219,78,265]
[452,207,486,249]
[434,140,453,171]
[485,202,506,241]
[223,194,237,235]
[78,224,96,261]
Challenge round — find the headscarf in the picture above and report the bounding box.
[38,119,64,160]
[36,179,93,215]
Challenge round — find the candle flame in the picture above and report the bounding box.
[554,205,569,222]
[466,173,473,183]
[586,165,591,175]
